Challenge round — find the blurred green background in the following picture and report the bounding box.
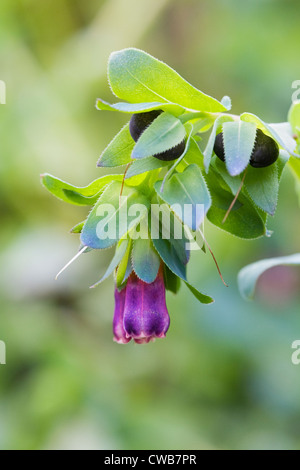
[1,0,300,450]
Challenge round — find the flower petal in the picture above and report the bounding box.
[123,268,170,342]
[113,287,131,344]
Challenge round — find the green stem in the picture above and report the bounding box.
[180,110,240,125]
[179,111,207,123]
[210,112,240,121]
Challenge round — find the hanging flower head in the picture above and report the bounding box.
[113,267,170,344]
[41,48,293,345]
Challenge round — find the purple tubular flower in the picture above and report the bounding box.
[113,287,131,344]
[113,267,170,344]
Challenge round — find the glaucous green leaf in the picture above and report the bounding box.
[115,239,132,287]
[206,164,240,197]
[123,259,133,283]
[277,150,289,181]
[213,157,242,195]
[108,48,227,112]
[203,115,234,172]
[124,172,148,187]
[221,95,232,111]
[205,167,266,239]
[163,265,181,294]
[132,112,186,159]
[222,121,257,176]
[241,112,299,157]
[90,240,129,288]
[244,164,279,216]
[70,221,85,234]
[288,156,300,205]
[125,156,170,179]
[184,281,214,305]
[191,117,214,135]
[97,123,134,168]
[153,236,213,304]
[289,156,300,180]
[152,237,187,281]
[81,182,150,249]
[207,196,265,239]
[238,253,300,300]
[132,238,161,284]
[61,190,98,205]
[151,203,190,265]
[159,123,195,192]
[41,173,123,205]
[155,164,211,230]
[96,99,183,115]
[269,122,294,145]
[176,138,204,171]
[215,153,285,215]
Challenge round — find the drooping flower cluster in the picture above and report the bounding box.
[42,48,299,345]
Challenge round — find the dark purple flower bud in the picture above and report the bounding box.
[113,287,131,344]
[123,267,170,344]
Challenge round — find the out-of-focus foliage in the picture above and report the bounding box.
[0,0,300,450]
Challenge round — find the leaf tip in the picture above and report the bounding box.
[131,149,138,159]
[40,173,48,183]
[221,95,232,111]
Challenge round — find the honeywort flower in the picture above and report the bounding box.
[113,267,170,344]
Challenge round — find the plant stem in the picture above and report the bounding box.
[222,168,248,224]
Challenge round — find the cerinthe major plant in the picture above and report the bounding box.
[41,48,300,344]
